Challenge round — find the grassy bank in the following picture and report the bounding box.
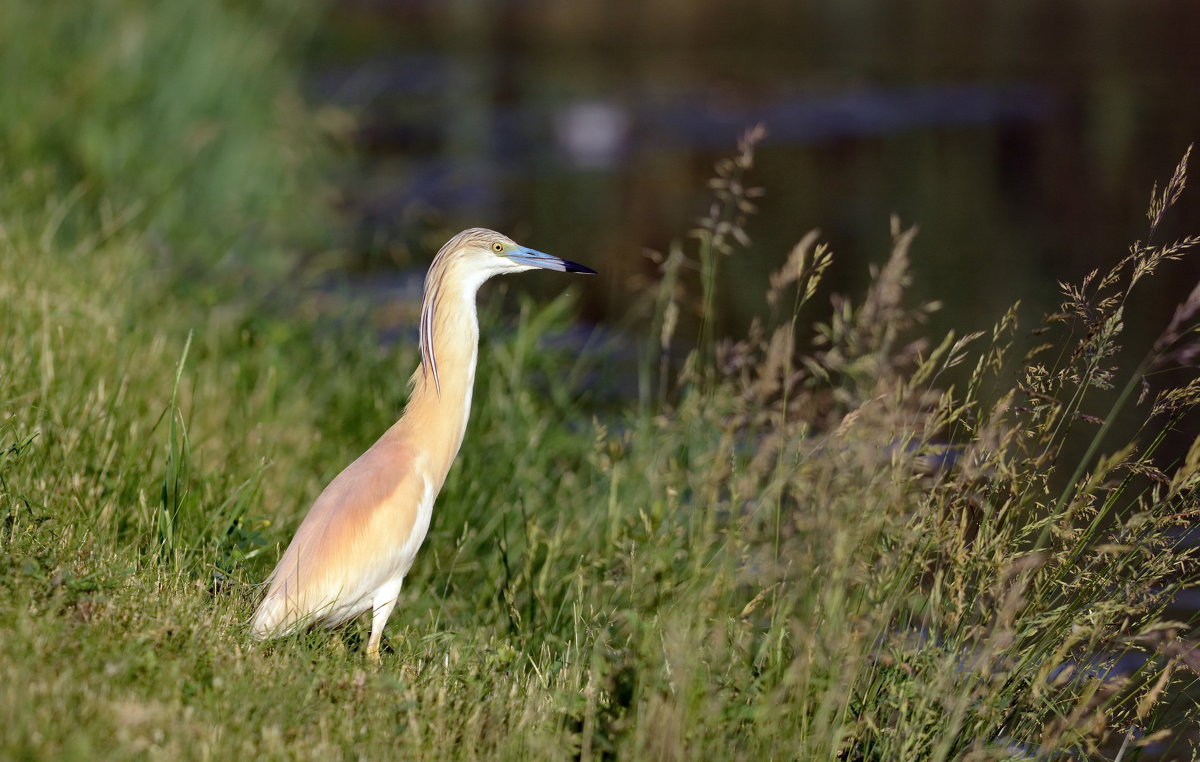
[3,4,1200,760]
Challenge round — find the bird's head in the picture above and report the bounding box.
[419,228,596,395]
[437,228,597,282]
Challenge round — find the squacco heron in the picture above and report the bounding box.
[250,228,595,658]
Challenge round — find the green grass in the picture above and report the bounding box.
[3,3,1200,760]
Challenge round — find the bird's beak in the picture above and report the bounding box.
[509,246,597,274]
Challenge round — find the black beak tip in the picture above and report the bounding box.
[563,260,597,275]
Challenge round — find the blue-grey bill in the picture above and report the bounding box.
[511,247,597,274]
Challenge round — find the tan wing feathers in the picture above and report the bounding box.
[252,435,425,635]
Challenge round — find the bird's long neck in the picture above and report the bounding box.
[398,268,484,487]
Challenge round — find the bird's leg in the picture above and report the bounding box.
[366,579,403,661]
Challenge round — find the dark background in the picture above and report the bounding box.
[305,0,1200,356]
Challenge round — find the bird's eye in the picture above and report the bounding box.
[492,242,504,253]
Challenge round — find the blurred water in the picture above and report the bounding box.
[306,0,1200,358]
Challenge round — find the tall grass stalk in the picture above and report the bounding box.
[157,331,193,562]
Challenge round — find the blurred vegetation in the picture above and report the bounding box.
[2,2,1200,760]
[0,0,326,273]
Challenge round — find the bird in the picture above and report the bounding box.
[250,228,595,659]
